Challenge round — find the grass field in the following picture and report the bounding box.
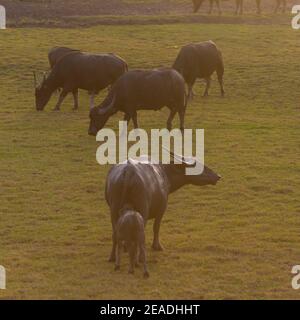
[0,21,300,299]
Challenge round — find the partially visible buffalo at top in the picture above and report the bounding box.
[48,47,80,69]
[192,0,222,15]
[172,40,224,100]
[88,68,186,136]
[34,49,128,111]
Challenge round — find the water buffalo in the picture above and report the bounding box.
[48,47,80,69]
[88,68,186,135]
[45,47,81,107]
[105,154,221,263]
[192,0,221,14]
[274,0,286,13]
[115,206,149,278]
[235,0,261,14]
[34,51,128,111]
[192,0,261,14]
[172,40,224,100]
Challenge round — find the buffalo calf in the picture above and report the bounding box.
[115,206,149,278]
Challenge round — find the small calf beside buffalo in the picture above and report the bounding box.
[115,206,149,278]
[173,40,224,100]
[88,68,186,135]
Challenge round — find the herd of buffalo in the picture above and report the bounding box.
[192,0,287,15]
[34,41,223,277]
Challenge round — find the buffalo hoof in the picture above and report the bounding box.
[143,272,150,279]
[52,108,60,112]
[152,243,164,251]
[128,269,134,275]
[72,107,78,111]
[114,265,120,271]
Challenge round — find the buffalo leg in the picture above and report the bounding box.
[72,89,79,110]
[115,240,122,270]
[217,72,225,96]
[124,113,131,125]
[53,90,68,111]
[235,0,239,14]
[128,244,136,274]
[152,215,164,251]
[179,109,185,132]
[216,0,221,14]
[132,112,139,129]
[203,77,211,97]
[187,82,195,101]
[240,0,243,14]
[236,0,243,14]
[139,241,149,278]
[167,109,177,131]
[89,93,95,110]
[109,220,117,262]
[135,244,140,267]
[109,231,117,262]
[282,0,286,12]
[208,0,213,14]
[256,0,261,14]
[274,0,279,13]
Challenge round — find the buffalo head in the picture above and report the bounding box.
[34,72,51,111]
[88,96,117,136]
[164,150,221,190]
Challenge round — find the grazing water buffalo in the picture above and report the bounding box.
[173,40,224,100]
[46,47,81,106]
[192,0,221,14]
[274,0,286,13]
[105,154,221,263]
[235,0,261,14]
[88,68,186,135]
[34,51,128,111]
[115,206,149,278]
[192,0,261,14]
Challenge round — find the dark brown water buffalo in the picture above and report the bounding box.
[235,0,261,14]
[274,0,286,13]
[105,154,221,263]
[88,68,186,135]
[44,47,81,107]
[172,40,224,100]
[192,0,262,15]
[34,51,128,111]
[192,0,221,14]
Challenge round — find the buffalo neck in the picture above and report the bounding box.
[161,164,187,194]
[45,70,61,93]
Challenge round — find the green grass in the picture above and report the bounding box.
[0,23,300,299]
